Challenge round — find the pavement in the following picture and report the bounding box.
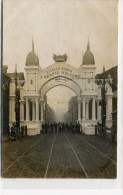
[2,132,117,178]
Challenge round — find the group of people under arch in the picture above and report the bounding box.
[42,121,81,134]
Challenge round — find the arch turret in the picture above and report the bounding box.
[26,38,39,66]
[82,40,95,65]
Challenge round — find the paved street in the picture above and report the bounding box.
[2,133,116,178]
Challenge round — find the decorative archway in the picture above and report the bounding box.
[39,76,82,98]
[19,53,113,135]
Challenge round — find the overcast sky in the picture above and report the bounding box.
[3,0,118,117]
[3,0,118,73]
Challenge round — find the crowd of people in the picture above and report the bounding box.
[9,122,27,141]
[9,121,116,142]
[95,122,117,142]
[42,122,81,134]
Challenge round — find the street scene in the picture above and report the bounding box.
[2,131,116,178]
[2,0,118,179]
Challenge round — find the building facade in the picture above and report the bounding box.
[2,66,10,135]
[2,65,25,134]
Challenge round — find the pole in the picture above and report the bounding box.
[101,66,106,137]
[14,64,20,128]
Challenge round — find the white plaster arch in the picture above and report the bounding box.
[39,76,82,98]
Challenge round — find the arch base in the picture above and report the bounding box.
[24,121,42,136]
[80,120,97,135]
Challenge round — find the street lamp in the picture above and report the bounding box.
[14,64,20,128]
[96,66,113,138]
[101,66,106,128]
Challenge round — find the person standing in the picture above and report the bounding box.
[54,122,57,133]
[25,125,27,136]
[111,124,116,142]
[21,126,24,138]
[58,122,62,133]
[51,122,54,133]
[95,123,98,135]
[10,123,16,141]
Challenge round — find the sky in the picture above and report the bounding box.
[3,0,118,73]
[3,0,118,117]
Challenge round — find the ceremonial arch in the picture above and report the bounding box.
[9,40,113,135]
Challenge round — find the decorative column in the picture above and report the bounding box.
[82,97,86,120]
[85,100,89,120]
[36,98,39,121]
[106,93,113,127]
[40,100,44,122]
[77,97,81,121]
[92,97,96,120]
[9,77,16,125]
[78,102,81,121]
[96,99,101,121]
[32,101,35,121]
[19,100,25,122]
[26,98,29,121]
[9,97,16,124]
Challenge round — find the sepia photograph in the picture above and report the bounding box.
[1,0,118,180]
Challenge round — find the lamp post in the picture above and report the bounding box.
[101,66,106,129]
[101,67,112,138]
[14,64,20,128]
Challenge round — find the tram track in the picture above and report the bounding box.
[2,133,57,178]
[64,134,89,178]
[64,133,117,178]
[2,133,116,178]
[2,134,46,175]
[44,133,88,178]
[44,134,56,178]
[75,134,117,166]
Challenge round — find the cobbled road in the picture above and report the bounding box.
[2,133,117,178]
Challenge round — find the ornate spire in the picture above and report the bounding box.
[32,36,34,52]
[87,37,90,51]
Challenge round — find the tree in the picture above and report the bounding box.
[64,96,78,122]
[44,104,56,122]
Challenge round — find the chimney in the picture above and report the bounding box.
[3,65,8,74]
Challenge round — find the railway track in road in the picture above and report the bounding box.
[44,134,56,178]
[44,133,88,178]
[2,133,116,178]
[2,134,47,175]
[64,134,89,178]
[2,133,89,178]
[63,134,117,178]
[75,134,117,166]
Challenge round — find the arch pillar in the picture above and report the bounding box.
[25,98,29,121]
[40,99,44,122]
[92,97,96,120]
[82,97,86,120]
[36,98,39,121]
[106,93,113,127]
[9,96,16,125]
[96,98,101,121]
[85,100,89,120]
[20,100,25,122]
[31,100,36,121]
[77,97,82,121]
